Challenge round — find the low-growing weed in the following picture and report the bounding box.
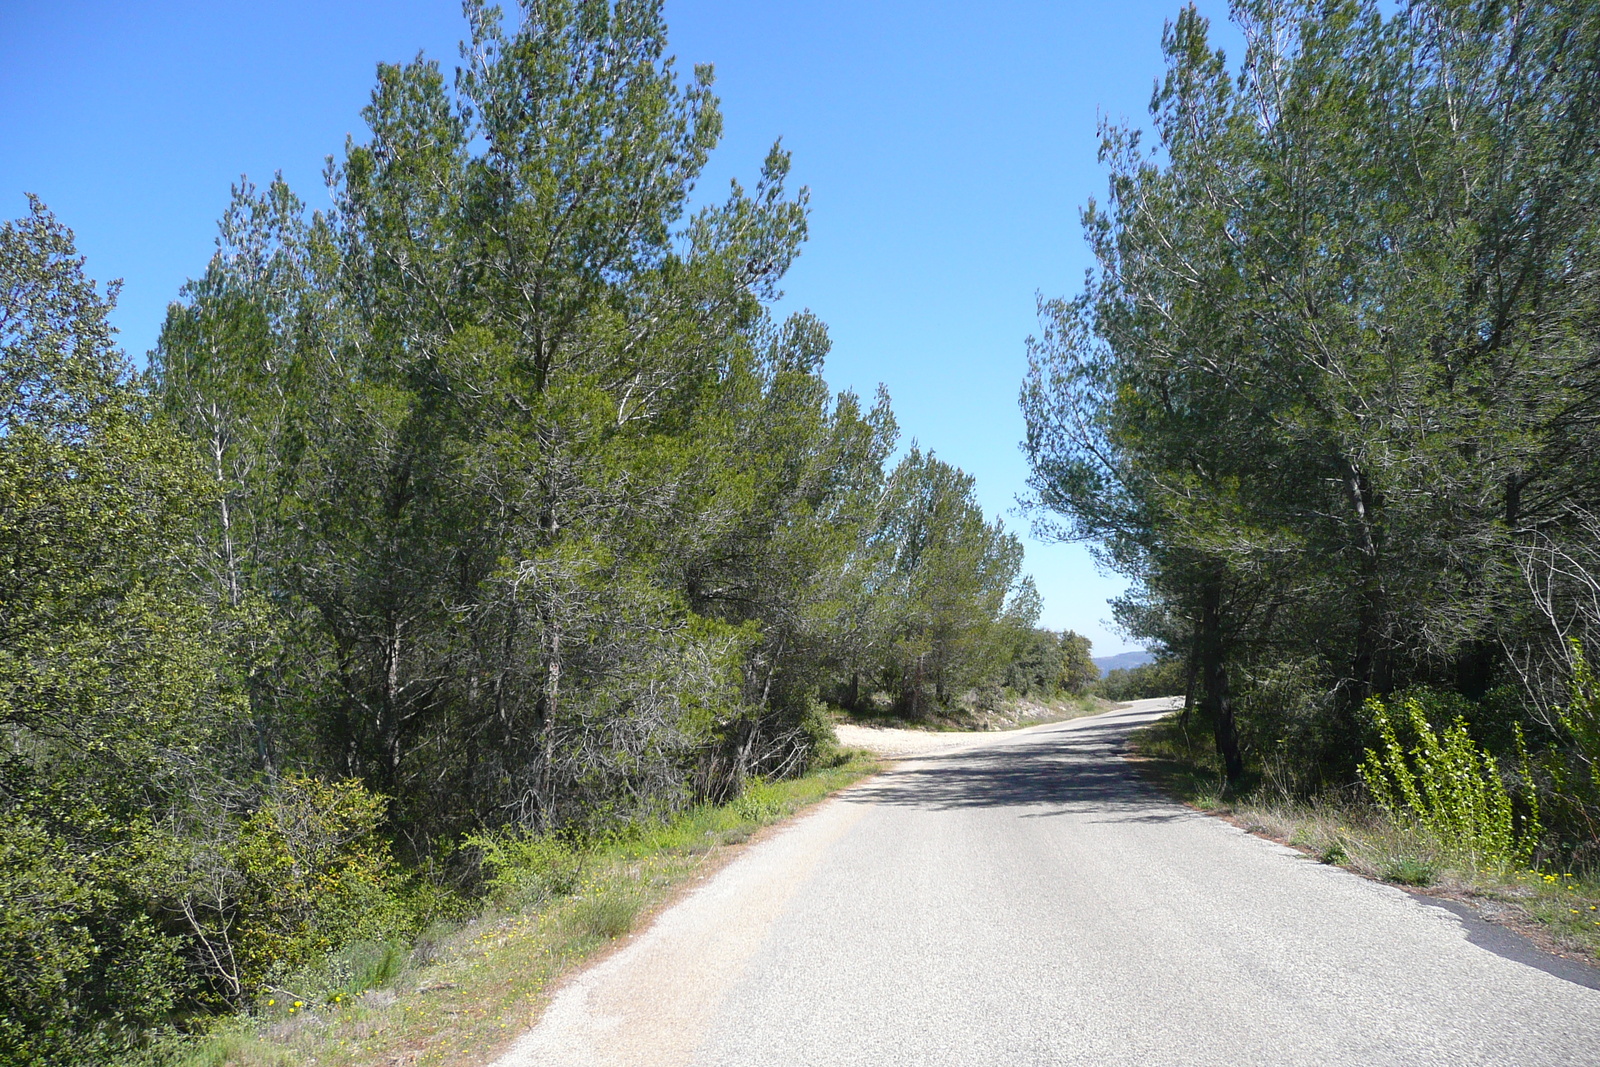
[567,882,645,941]
[1382,855,1439,886]
[735,781,784,822]
[326,940,407,995]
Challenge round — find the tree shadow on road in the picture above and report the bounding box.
[845,718,1193,821]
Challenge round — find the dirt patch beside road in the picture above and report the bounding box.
[833,723,990,759]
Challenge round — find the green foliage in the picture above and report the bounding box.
[3,3,1034,1058]
[227,776,410,988]
[1095,658,1184,702]
[1056,631,1097,695]
[1232,657,1340,796]
[0,198,241,1066]
[863,449,1037,716]
[1359,696,1537,868]
[1022,0,1600,819]
[999,628,1100,699]
[0,813,189,1067]
[1558,640,1600,796]
[1530,640,1600,861]
[467,829,585,908]
[1002,629,1058,697]
[164,774,448,1012]
[150,0,939,839]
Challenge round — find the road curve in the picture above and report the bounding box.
[492,698,1600,1067]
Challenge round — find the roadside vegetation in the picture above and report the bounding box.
[836,690,1112,734]
[1093,659,1184,704]
[1023,0,1600,959]
[1129,707,1600,965]
[835,626,1108,732]
[162,751,875,1067]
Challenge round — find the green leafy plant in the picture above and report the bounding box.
[1381,855,1439,887]
[1558,639,1600,795]
[1359,696,1538,868]
[467,828,585,907]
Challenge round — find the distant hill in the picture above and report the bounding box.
[1091,650,1156,677]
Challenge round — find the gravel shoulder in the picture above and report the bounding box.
[832,722,996,759]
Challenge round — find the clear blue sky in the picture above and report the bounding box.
[0,0,1241,655]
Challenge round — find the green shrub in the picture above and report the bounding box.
[232,777,409,986]
[466,829,584,907]
[0,814,190,1067]
[1233,656,1340,795]
[1558,640,1600,795]
[1359,695,1538,868]
[171,775,413,1003]
[798,700,841,770]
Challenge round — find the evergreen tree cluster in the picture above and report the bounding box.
[1023,0,1600,838]
[0,2,1045,1059]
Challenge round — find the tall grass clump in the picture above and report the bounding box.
[1359,695,1539,869]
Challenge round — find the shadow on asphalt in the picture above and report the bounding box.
[848,717,1191,820]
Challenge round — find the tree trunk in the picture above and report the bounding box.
[539,621,560,828]
[1180,627,1201,729]
[1344,461,1391,698]
[1199,573,1244,785]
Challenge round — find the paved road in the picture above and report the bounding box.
[494,699,1600,1066]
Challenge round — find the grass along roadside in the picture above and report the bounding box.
[166,753,878,1067]
[1126,712,1600,967]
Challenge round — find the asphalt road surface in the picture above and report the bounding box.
[494,698,1600,1066]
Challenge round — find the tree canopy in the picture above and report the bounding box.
[1,3,1052,1058]
[1023,0,1600,803]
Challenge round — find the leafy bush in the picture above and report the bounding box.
[467,829,585,908]
[174,776,414,1002]
[0,199,238,1066]
[0,814,190,1067]
[1359,695,1538,868]
[233,777,409,982]
[1232,657,1339,796]
[1558,640,1600,796]
[1528,640,1600,868]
